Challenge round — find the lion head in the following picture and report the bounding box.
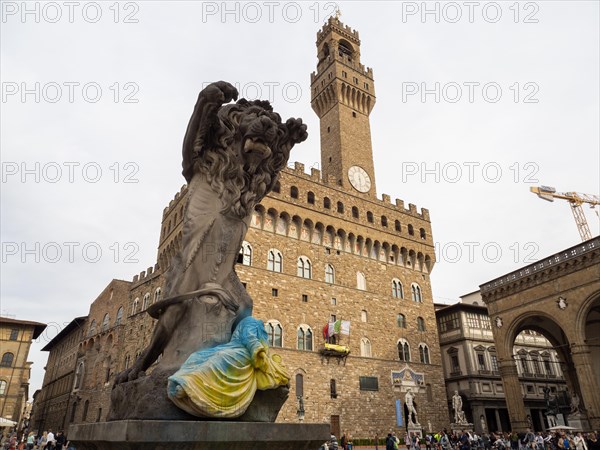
[188,93,307,219]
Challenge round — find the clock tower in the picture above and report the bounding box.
[311,17,377,196]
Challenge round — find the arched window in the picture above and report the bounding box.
[411,284,422,302]
[360,338,372,357]
[267,249,283,272]
[398,340,411,362]
[238,242,252,266]
[395,220,401,232]
[357,272,366,290]
[295,373,304,398]
[307,191,315,204]
[325,264,335,284]
[297,325,313,351]
[272,181,281,193]
[0,380,7,395]
[381,216,388,227]
[419,344,430,364]
[397,314,406,328]
[70,402,77,422]
[115,307,124,326]
[361,310,368,322]
[420,228,427,240]
[297,256,312,279]
[408,224,414,236]
[266,321,283,347]
[367,211,374,223]
[154,288,162,303]
[74,361,84,390]
[88,320,97,337]
[417,317,426,331]
[101,313,110,332]
[0,353,14,368]
[131,298,139,316]
[324,197,331,209]
[352,206,359,219]
[142,293,151,310]
[337,201,344,213]
[124,355,131,370]
[290,186,299,199]
[83,400,90,422]
[392,279,404,299]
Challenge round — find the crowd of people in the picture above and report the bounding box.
[1,430,72,450]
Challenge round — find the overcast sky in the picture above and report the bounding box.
[1,1,598,397]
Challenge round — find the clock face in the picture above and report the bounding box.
[347,165,371,193]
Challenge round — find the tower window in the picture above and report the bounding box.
[342,70,347,78]
[408,224,414,236]
[367,211,374,223]
[352,112,357,118]
[337,202,344,213]
[352,206,359,219]
[324,197,331,209]
[272,181,281,193]
[395,220,401,232]
[420,228,427,240]
[353,77,358,84]
[307,191,315,205]
[272,288,278,297]
[381,216,388,227]
[365,83,369,90]
[327,126,330,133]
[290,186,299,199]
[302,294,308,303]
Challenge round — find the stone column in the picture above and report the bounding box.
[570,344,600,430]
[495,410,502,432]
[498,358,528,432]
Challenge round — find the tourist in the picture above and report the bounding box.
[25,432,35,450]
[573,433,587,450]
[54,431,67,450]
[37,432,47,449]
[586,433,599,450]
[341,433,348,450]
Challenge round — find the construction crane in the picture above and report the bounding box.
[530,186,600,241]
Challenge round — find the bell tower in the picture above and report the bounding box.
[311,17,377,196]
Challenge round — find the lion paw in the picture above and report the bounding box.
[202,81,239,105]
[285,118,308,144]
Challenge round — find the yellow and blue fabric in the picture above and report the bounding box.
[167,316,289,418]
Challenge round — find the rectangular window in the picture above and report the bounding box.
[302,294,308,303]
[451,355,460,373]
[330,314,336,322]
[477,353,486,371]
[359,376,379,391]
[439,313,460,332]
[330,379,338,398]
[466,313,481,329]
[9,329,19,341]
[331,298,337,306]
[490,354,498,372]
[272,288,278,297]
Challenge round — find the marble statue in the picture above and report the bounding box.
[109,81,307,422]
[452,391,468,425]
[405,388,420,425]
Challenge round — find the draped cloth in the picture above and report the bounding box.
[167,316,290,418]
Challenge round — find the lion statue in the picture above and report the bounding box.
[109,82,307,421]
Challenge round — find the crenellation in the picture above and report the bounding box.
[310,167,321,180]
[132,274,139,283]
[408,203,417,214]
[382,193,391,203]
[294,161,305,173]
[395,199,405,210]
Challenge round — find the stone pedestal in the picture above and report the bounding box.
[68,420,330,450]
[451,423,473,435]
[566,414,590,432]
[407,424,423,438]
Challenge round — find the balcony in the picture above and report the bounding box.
[449,370,462,377]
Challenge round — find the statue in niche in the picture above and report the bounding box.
[110,81,307,422]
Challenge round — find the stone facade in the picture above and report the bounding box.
[33,18,450,440]
[480,237,600,431]
[435,292,567,434]
[0,317,46,438]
